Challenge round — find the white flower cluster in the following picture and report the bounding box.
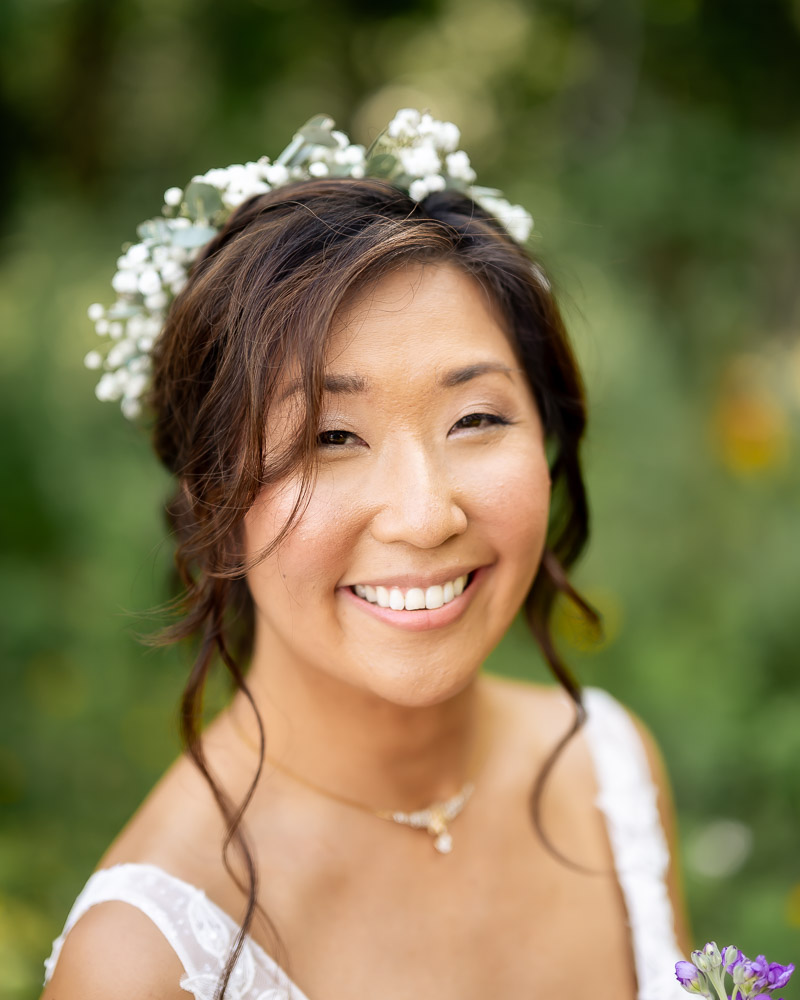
[386,108,473,202]
[86,110,533,418]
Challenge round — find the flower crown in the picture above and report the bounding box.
[85,109,534,419]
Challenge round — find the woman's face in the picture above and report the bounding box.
[243,261,551,707]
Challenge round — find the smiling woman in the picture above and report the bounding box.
[42,113,690,1000]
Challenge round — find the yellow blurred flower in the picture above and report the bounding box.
[786,883,800,928]
[711,354,790,475]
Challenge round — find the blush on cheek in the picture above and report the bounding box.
[484,461,551,591]
[243,478,361,613]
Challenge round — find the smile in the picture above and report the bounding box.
[340,568,485,633]
[351,573,470,611]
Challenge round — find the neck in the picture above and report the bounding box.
[223,636,492,812]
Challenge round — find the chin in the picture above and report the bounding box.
[356,657,481,710]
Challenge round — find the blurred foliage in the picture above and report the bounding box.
[2,0,800,996]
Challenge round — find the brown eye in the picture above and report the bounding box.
[451,413,510,432]
[317,429,360,447]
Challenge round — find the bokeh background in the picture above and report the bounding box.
[2,0,799,995]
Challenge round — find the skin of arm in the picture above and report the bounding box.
[40,901,188,1000]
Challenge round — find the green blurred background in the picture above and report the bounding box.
[2,0,799,995]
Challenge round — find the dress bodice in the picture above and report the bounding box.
[43,687,687,1000]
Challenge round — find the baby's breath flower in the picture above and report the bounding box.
[163,186,183,207]
[446,150,476,183]
[262,163,289,185]
[95,372,121,402]
[408,179,429,202]
[398,144,441,178]
[387,108,421,140]
[137,269,162,296]
[144,291,169,311]
[126,243,150,266]
[121,397,142,420]
[111,270,138,296]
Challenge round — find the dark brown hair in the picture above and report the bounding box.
[148,177,598,996]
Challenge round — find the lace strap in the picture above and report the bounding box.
[582,688,685,1000]
[43,863,295,999]
[43,864,208,985]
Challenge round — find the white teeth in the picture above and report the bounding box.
[405,587,426,611]
[352,574,470,611]
[425,585,444,609]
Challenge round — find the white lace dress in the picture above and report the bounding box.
[43,688,687,1000]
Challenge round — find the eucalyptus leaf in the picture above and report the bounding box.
[171,224,218,249]
[106,303,141,320]
[275,134,305,167]
[298,126,338,148]
[183,182,224,223]
[137,217,171,242]
[298,114,335,138]
[466,184,504,198]
[366,153,398,178]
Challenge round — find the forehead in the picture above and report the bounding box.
[324,261,519,381]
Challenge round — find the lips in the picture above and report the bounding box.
[339,567,486,633]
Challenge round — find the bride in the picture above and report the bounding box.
[42,110,690,1000]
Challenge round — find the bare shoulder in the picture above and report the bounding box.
[41,900,187,1000]
[99,750,225,879]
[482,673,583,758]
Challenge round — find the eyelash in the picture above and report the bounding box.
[316,412,511,448]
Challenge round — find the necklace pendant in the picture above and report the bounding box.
[434,830,453,853]
[428,806,453,853]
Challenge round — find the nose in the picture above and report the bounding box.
[368,441,468,549]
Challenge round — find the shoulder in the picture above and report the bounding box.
[482,674,576,746]
[41,898,187,1000]
[98,750,228,884]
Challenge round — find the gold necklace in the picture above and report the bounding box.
[230,714,478,854]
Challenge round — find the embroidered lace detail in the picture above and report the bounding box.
[42,863,309,1000]
[43,688,687,1000]
[583,688,686,1000]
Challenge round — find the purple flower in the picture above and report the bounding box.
[676,961,711,996]
[748,955,771,988]
[677,962,702,986]
[765,962,794,990]
[724,947,746,974]
[680,944,794,1000]
[740,955,794,991]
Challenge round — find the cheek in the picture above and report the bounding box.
[465,444,551,558]
[243,478,365,607]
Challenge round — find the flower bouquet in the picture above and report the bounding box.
[677,942,794,1000]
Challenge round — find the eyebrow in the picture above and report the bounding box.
[281,362,517,400]
[438,361,517,388]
